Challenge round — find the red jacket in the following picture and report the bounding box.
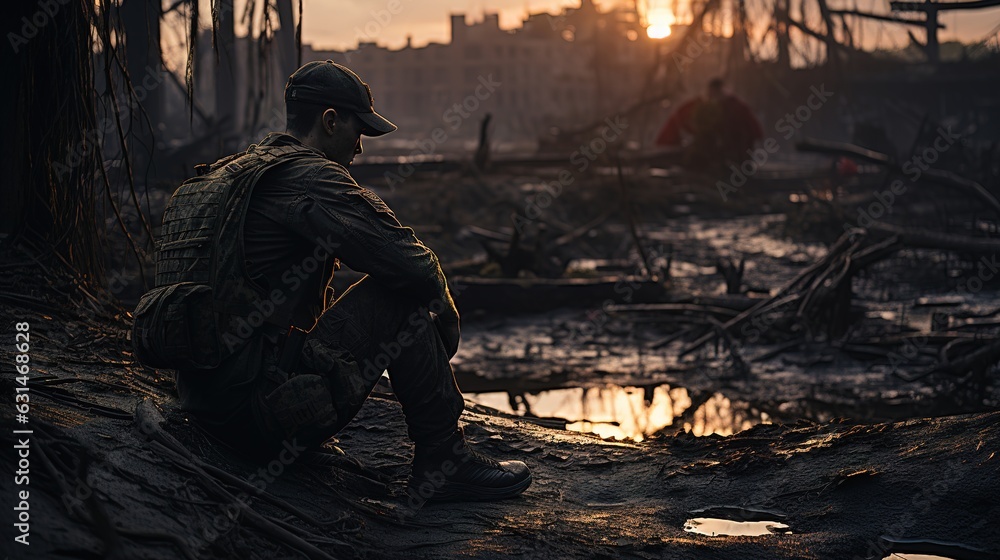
[656,94,763,148]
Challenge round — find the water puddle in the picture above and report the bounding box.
[467,383,770,441]
[683,517,791,536]
[877,537,986,560]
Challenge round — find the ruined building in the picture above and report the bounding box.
[306,0,723,149]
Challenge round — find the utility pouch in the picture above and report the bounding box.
[131,282,225,370]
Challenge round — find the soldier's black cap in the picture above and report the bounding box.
[284,60,397,137]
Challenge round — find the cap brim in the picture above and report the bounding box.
[357,111,397,137]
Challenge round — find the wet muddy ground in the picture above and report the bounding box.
[444,206,1000,437]
[6,162,1000,558]
[4,302,997,559]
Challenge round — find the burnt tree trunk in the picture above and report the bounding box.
[1,0,105,284]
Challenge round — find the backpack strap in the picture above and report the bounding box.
[206,142,320,331]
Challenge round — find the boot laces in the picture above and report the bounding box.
[467,447,502,469]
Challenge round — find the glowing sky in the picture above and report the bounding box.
[301,0,586,50]
[158,0,1000,70]
[295,0,1000,51]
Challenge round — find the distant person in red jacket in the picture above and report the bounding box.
[655,78,763,170]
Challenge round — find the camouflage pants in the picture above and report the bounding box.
[219,276,465,458]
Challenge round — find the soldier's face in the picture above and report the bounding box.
[322,108,364,167]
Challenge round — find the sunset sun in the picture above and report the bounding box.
[646,7,675,38]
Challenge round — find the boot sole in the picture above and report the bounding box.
[412,473,532,503]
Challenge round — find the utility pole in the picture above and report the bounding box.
[890,0,1000,63]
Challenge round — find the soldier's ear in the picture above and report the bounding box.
[321,108,338,134]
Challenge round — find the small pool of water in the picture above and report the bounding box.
[878,536,982,560]
[683,517,791,536]
[467,383,770,441]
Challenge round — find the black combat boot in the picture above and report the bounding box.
[408,427,531,503]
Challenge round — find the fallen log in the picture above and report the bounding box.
[795,137,893,165]
[866,222,1000,254]
[796,137,1000,214]
[841,331,1000,346]
[452,275,668,313]
[605,303,741,318]
[934,338,1000,376]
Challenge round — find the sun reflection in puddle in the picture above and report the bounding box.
[467,384,769,441]
[683,517,791,536]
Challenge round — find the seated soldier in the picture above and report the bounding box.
[135,61,531,505]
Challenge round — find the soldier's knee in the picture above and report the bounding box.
[263,374,337,440]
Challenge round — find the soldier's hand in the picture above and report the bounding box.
[433,312,460,359]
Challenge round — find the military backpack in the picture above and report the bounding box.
[131,142,315,370]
